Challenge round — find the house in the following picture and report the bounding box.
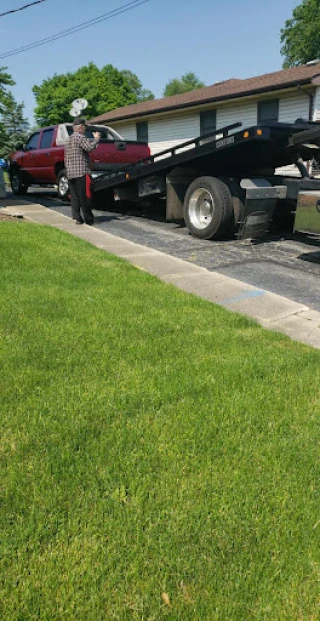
[90,61,320,158]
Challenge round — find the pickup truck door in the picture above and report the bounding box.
[22,132,41,181]
[37,127,56,182]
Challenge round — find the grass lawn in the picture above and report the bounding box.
[1,220,320,620]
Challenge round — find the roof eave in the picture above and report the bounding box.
[91,76,316,124]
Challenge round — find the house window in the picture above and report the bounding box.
[137,121,148,143]
[257,99,279,123]
[200,110,216,136]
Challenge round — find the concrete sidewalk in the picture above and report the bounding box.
[2,198,320,349]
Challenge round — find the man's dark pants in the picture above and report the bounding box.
[68,175,93,224]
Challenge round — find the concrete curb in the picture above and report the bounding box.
[2,201,320,349]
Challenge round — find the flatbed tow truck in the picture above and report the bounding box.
[92,120,320,241]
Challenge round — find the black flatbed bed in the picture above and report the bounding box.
[93,121,320,194]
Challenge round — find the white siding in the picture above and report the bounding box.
[279,93,309,123]
[114,103,258,155]
[116,123,136,140]
[113,90,316,162]
[148,114,199,154]
[313,86,320,121]
[217,102,257,131]
[114,115,198,154]
[276,93,312,176]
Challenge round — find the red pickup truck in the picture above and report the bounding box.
[9,123,150,200]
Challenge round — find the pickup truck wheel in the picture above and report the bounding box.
[10,171,28,195]
[57,169,69,200]
[183,176,234,240]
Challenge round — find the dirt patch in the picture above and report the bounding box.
[0,212,24,222]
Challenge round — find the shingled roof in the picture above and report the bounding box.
[90,61,320,124]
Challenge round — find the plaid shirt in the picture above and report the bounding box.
[65,133,98,179]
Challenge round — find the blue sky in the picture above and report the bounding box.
[0,0,299,123]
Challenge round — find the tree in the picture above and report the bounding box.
[163,72,205,97]
[120,70,154,101]
[0,66,15,112]
[0,93,29,157]
[0,67,28,157]
[32,63,153,126]
[280,0,320,68]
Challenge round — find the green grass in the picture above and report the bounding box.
[1,220,320,620]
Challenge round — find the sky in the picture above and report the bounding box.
[0,0,300,124]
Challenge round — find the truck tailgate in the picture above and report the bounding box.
[90,140,150,167]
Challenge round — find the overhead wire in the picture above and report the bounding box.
[0,0,49,19]
[0,0,151,59]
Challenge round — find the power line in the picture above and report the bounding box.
[0,0,151,59]
[0,0,48,18]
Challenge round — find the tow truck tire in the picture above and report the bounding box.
[220,177,246,233]
[183,176,234,240]
[10,170,28,195]
[57,169,69,201]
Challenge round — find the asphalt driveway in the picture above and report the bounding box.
[8,189,320,312]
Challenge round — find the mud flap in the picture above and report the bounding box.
[86,174,92,200]
[237,178,287,239]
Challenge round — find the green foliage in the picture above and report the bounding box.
[0,65,15,113]
[280,0,320,67]
[0,66,29,157]
[163,71,205,97]
[1,221,320,619]
[0,92,29,157]
[120,69,154,101]
[32,63,153,126]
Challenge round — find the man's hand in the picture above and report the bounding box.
[93,131,101,140]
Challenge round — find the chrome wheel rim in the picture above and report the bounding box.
[188,188,215,230]
[58,175,69,196]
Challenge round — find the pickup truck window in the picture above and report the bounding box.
[26,132,40,151]
[86,127,111,140]
[40,129,54,149]
[66,125,117,141]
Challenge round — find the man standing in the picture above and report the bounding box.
[65,117,101,225]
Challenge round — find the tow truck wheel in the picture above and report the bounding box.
[184,176,234,240]
[10,170,28,195]
[57,169,69,201]
[220,177,246,233]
